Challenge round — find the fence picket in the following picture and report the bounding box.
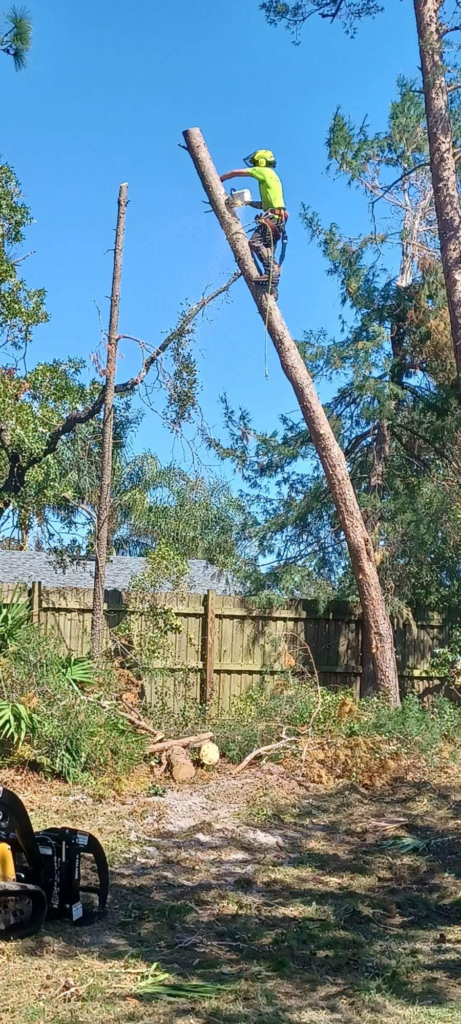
[0,583,455,706]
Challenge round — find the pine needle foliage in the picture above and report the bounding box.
[0,7,31,70]
[0,163,48,354]
[261,0,382,37]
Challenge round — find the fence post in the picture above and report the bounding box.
[201,589,216,709]
[30,580,42,626]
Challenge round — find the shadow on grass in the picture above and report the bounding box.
[27,778,461,1022]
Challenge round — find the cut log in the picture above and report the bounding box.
[148,731,213,754]
[199,741,220,767]
[167,746,196,783]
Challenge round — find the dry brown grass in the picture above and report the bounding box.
[3,762,461,1024]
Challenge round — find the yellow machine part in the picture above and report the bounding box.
[0,841,16,882]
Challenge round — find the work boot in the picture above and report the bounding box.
[254,273,279,297]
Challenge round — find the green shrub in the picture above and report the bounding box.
[212,678,348,764]
[211,678,461,765]
[62,654,94,688]
[430,627,461,683]
[0,616,146,783]
[342,692,461,755]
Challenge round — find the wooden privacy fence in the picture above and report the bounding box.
[0,583,455,710]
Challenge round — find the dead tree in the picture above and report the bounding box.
[183,126,400,706]
[91,183,128,659]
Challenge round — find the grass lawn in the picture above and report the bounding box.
[3,764,461,1024]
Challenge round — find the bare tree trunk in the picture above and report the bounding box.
[414,0,461,379]
[361,617,378,698]
[91,183,128,659]
[361,421,391,696]
[183,127,400,706]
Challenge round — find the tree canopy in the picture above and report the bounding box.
[0,159,246,583]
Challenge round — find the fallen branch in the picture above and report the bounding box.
[232,736,298,775]
[120,698,165,741]
[148,731,214,754]
[99,699,164,740]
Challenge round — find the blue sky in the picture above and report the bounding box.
[2,0,418,475]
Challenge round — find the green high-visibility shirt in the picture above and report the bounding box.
[247,167,285,211]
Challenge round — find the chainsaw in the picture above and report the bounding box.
[0,785,109,939]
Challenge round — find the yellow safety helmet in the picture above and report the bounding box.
[243,149,277,168]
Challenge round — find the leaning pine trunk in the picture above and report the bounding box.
[182,127,401,707]
[414,0,461,379]
[361,618,377,699]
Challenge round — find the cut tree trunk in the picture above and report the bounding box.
[167,746,196,783]
[91,183,129,659]
[183,127,400,706]
[199,741,220,766]
[413,0,461,381]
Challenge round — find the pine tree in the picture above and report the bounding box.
[260,0,461,389]
[209,82,461,690]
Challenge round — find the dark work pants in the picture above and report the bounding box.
[249,218,281,298]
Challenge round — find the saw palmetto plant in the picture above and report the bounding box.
[0,699,37,745]
[0,595,30,653]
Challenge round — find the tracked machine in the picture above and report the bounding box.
[0,785,109,939]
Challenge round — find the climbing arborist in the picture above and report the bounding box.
[220,150,288,301]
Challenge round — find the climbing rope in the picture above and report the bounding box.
[264,226,275,380]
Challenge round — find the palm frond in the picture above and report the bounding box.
[135,963,231,1002]
[0,699,37,745]
[381,833,459,854]
[62,655,94,688]
[0,593,30,651]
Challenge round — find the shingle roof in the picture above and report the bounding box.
[0,552,237,595]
